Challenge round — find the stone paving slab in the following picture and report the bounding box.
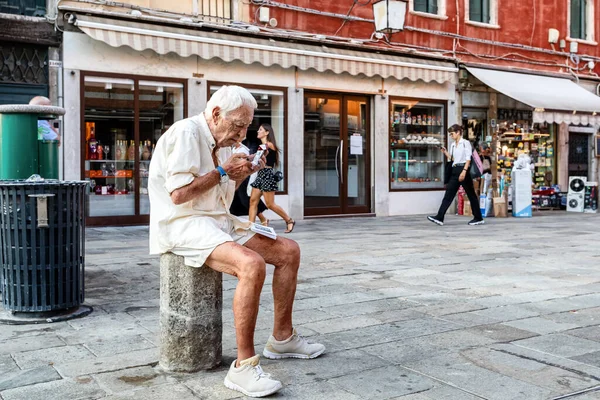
[405,352,556,399]
[1,213,600,399]
[0,376,106,400]
[513,334,600,358]
[0,366,61,391]
[327,365,435,399]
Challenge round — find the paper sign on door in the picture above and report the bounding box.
[350,134,363,155]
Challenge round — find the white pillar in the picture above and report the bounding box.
[188,78,206,117]
[63,69,80,181]
[373,94,390,216]
[287,87,304,219]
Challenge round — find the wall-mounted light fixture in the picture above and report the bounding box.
[373,0,408,33]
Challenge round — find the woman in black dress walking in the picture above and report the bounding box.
[248,124,295,233]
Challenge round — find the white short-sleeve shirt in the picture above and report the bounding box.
[148,114,252,266]
[449,138,473,166]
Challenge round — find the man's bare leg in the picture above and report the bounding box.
[244,234,301,341]
[205,242,266,365]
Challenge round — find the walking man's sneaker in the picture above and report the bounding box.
[468,219,485,226]
[263,328,326,359]
[427,216,444,226]
[224,355,282,398]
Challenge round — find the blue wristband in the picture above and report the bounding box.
[216,166,227,177]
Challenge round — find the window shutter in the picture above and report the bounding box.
[414,0,428,12]
[469,0,482,22]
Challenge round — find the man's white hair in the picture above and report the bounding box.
[205,85,257,118]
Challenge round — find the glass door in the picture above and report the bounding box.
[304,93,371,216]
[345,97,370,213]
[304,95,342,213]
[82,74,185,225]
[83,77,136,218]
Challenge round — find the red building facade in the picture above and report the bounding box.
[250,0,600,78]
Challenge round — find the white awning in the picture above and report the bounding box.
[466,67,600,125]
[74,15,457,84]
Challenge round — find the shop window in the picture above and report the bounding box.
[466,0,498,25]
[569,0,594,42]
[209,85,286,193]
[496,111,557,189]
[83,75,185,220]
[390,99,446,190]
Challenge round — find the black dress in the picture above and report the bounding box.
[250,151,279,192]
[230,176,267,217]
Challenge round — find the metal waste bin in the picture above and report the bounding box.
[0,180,88,314]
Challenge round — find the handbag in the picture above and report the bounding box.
[444,162,453,184]
[273,170,284,182]
[470,150,483,180]
[443,146,454,184]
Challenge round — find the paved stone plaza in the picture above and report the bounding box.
[1,212,600,399]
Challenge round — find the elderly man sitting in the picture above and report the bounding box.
[148,85,324,397]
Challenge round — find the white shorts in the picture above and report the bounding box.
[170,219,255,268]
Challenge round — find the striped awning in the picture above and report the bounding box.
[74,15,457,84]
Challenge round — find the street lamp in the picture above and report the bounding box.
[372,0,408,33]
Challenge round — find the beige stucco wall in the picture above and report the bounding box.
[62,30,456,218]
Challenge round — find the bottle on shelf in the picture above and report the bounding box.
[142,140,151,160]
[88,124,98,160]
[127,140,136,161]
[120,140,127,160]
[116,140,122,160]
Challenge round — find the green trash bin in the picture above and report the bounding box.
[0,105,65,180]
[0,111,38,180]
[38,140,59,180]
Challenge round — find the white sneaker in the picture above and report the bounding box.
[224,355,282,398]
[263,328,326,360]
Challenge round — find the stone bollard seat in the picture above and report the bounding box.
[159,253,222,372]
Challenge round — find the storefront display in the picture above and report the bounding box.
[83,75,185,222]
[389,99,446,190]
[496,112,557,189]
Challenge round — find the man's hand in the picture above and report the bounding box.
[249,150,267,172]
[222,153,254,181]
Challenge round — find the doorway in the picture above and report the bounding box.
[303,93,371,216]
[568,132,589,178]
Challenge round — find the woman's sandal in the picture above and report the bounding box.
[261,219,270,227]
[284,219,295,234]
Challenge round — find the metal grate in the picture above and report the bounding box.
[0,0,46,16]
[195,0,232,23]
[0,45,48,85]
[0,181,87,312]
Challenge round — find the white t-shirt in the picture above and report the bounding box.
[449,138,472,166]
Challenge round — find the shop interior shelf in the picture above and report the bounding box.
[391,144,442,148]
[393,124,444,128]
[87,159,152,162]
[88,159,135,162]
[87,176,131,179]
[392,160,443,163]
